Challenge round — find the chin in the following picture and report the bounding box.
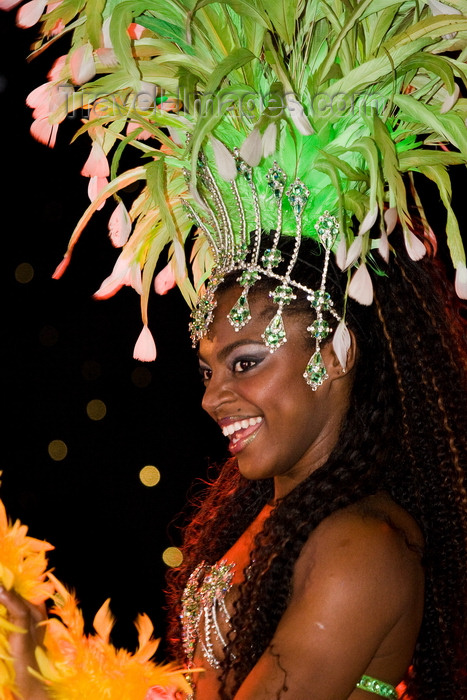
[236,457,274,482]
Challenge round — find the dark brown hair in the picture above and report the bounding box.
[166,228,467,699]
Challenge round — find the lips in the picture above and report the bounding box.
[219,416,263,455]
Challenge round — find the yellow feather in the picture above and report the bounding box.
[0,499,55,699]
[92,599,114,643]
[36,585,192,699]
[0,502,193,699]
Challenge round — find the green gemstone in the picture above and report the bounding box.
[228,293,251,329]
[238,269,260,287]
[303,351,328,389]
[233,242,248,263]
[261,248,282,268]
[270,285,296,304]
[356,676,397,699]
[308,319,330,339]
[262,312,287,349]
[307,290,331,309]
[286,178,310,216]
[266,163,287,194]
[237,159,252,180]
[314,211,339,249]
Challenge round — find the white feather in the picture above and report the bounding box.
[384,207,398,235]
[335,237,347,271]
[344,236,363,269]
[348,264,374,305]
[239,129,263,167]
[358,207,378,235]
[211,137,237,180]
[133,325,157,362]
[262,123,277,158]
[378,230,390,263]
[285,94,314,135]
[332,320,351,370]
[455,262,467,299]
[108,201,132,248]
[404,229,426,261]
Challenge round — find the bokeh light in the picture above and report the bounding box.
[15,262,34,284]
[139,465,161,487]
[82,360,102,381]
[48,439,68,461]
[131,366,152,388]
[86,399,107,421]
[38,325,59,347]
[162,547,183,568]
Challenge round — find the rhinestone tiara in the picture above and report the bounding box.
[185,148,342,390]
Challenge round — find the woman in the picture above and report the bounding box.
[1,0,467,697]
[3,231,466,700]
[164,233,467,699]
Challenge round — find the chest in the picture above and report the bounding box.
[181,504,273,670]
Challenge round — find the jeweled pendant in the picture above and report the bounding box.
[189,293,218,344]
[262,248,282,268]
[286,179,310,217]
[262,312,287,350]
[307,290,331,309]
[228,293,251,330]
[314,212,339,249]
[237,269,260,286]
[233,242,249,264]
[270,285,296,305]
[303,351,328,389]
[307,318,330,339]
[266,163,287,197]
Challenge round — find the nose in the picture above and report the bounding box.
[201,369,237,418]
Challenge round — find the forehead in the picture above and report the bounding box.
[199,284,306,358]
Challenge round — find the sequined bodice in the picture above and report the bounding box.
[181,559,235,671]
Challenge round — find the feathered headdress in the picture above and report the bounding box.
[2,0,467,362]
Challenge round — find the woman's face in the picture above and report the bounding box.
[198,285,352,499]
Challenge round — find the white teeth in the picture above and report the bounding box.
[222,416,263,437]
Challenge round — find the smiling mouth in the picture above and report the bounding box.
[222,416,263,437]
[221,417,264,454]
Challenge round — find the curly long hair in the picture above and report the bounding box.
[166,227,467,700]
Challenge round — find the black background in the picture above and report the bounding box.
[1,10,226,654]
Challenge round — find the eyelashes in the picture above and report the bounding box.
[199,366,212,382]
[198,355,265,382]
[232,357,260,373]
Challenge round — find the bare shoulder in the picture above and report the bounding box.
[292,492,424,604]
[234,495,425,699]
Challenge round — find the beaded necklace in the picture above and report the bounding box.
[181,559,235,696]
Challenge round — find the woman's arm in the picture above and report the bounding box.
[0,587,49,700]
[234,508,424,700]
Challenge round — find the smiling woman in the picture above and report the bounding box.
[165,233,467,700]
[198,285,353,493]
[2,0,467,697]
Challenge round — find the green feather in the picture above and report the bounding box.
[418,164,466,266]
[26,0,467,327]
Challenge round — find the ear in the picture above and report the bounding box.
[322,327,357,381]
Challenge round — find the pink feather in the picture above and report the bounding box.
[134,325,157,362]
[348,264,374,305]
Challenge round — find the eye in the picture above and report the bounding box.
[199,366,212,382]
[232,357,259,373]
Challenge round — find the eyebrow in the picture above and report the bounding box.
[198,339,266,364]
